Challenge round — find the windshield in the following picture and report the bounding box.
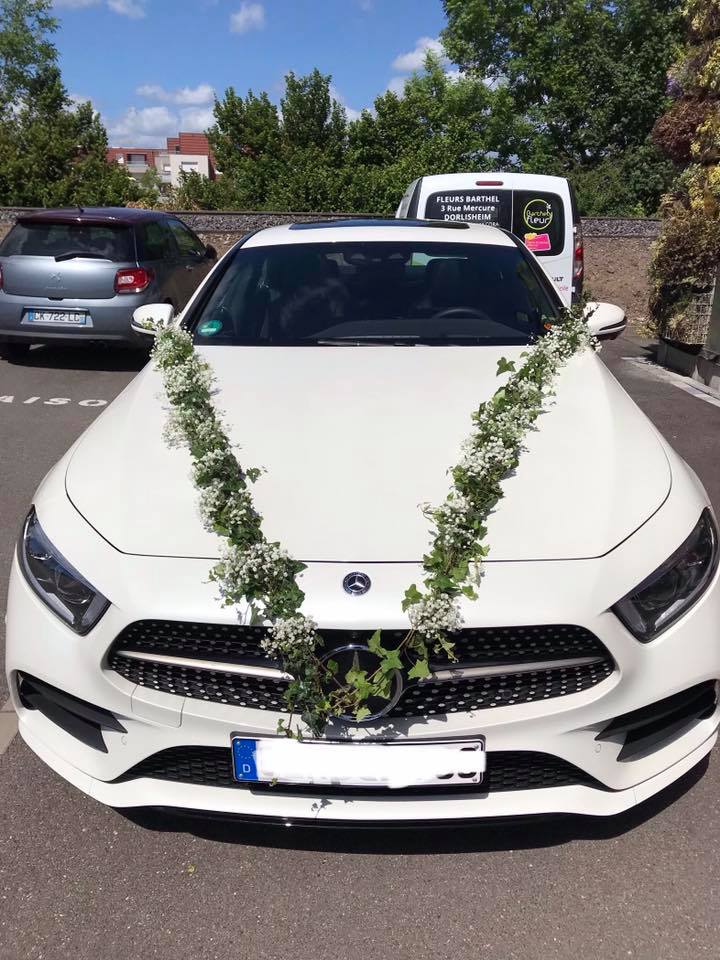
[0,222,134,261]
[192,241,560,346]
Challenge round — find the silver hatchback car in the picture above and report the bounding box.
[0,207,216,360]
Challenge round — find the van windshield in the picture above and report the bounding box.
[192,241,560,347]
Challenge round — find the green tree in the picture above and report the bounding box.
[0,0,138,206]
[442,0,684,214]
[0,0,57,115]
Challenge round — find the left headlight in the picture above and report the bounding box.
[19,508,109,635]
[613,509,719,642]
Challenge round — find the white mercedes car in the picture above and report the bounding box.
[5,220,719,825]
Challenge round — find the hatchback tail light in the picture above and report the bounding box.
[573,229,584,282]
[114,267,154,294]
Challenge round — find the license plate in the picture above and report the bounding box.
[23,310,90,326]
[231,736,485,789]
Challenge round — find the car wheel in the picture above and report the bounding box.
[0,342,31,363]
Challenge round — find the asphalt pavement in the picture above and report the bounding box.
[1,336,720,960]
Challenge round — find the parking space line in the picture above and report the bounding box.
[0,699,18,756]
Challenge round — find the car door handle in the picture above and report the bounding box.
[184,265,194,272]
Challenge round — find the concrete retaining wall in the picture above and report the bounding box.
[0,208,659,323]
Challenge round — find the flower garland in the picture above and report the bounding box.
[151,306,595,735]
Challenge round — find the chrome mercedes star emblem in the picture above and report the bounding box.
[321,643,403,722]
[343,571,371,596]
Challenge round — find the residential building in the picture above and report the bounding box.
[107,132,217,188]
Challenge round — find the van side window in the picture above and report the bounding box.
[511,191,565,257]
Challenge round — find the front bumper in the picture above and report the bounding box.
[6,470,720,823]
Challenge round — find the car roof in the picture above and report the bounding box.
[16,207,169,227]
[244,218,517,248]
[414,172,571,191]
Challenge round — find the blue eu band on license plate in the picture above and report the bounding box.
[232,738,260,782]
[231,735,486,788]
[24,310,89,325]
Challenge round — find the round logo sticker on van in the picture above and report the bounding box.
[523,199,554,231]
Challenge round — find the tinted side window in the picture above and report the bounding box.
[141,222,174,261]
[168,219,205,257]
[511,191,566,257]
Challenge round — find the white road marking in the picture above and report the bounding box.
[621,357,720,410]
[0,699,18,757]
[0,396,107,408]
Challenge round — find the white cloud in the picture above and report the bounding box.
[330,86,362,122]
[230,2,264,33]
[109,105,176,146]
[108,102,215,147]
[392,36,446,72]
[179,105,215,130]
[137,83,215,105]
[107,0,145,16]
[387,76,407,96]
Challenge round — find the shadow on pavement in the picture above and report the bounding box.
[3,343,148,373]
[120,756,709,854]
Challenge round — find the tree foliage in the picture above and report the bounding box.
[650,0,720,341]
[0,0,139,206]
[442,0,683,214]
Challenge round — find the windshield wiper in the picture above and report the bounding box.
[54,251,108,262]
[308,336,419,346]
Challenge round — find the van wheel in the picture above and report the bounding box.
[0,342,31,363]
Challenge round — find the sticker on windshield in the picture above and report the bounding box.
[523,199,554,231]
[198,318,223,336]
[524,232,552,253]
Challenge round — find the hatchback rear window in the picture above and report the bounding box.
[0,222,134,261]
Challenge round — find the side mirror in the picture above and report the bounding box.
[584,301,627,341]
[205,244,217,261]
[131,302,175,337]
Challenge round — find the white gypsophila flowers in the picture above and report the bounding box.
[458,435,516,479]
[431,493,478,551]
[162,359,213,404]
[152,327,194,369]
[192,447,236,486]
[408,594,464,643]
[262,615,319,659]
[214,541,294,601]
[198,480,255,532]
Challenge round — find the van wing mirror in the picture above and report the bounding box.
[584,301,627,341]
[131,303,175,337]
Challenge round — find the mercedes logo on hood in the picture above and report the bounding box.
[343,571,371,596]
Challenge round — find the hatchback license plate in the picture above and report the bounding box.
[23,310,90,325]
[231,736,485,789]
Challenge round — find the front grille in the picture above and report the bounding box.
[108,620,615,718]
[115,745,607,794]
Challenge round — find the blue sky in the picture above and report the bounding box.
[52,0,449,146]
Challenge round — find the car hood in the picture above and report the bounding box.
[65,345,671,562]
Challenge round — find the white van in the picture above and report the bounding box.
[395,172,583,306]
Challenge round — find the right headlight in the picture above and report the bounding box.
[613,509,719,642]
[19,508,109,635]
